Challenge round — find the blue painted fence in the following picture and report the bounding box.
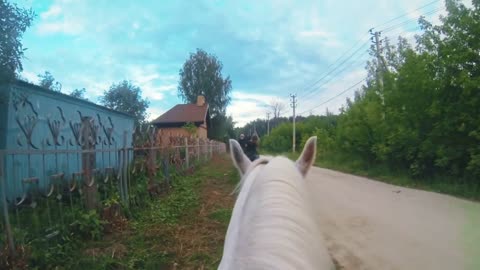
[0,80,135,203]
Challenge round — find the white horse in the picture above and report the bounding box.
[219,136,335,270]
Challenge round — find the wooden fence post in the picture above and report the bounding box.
[123,130,129,203]
[209,141,213,159]
[0,152,15,257]
[81,116,98,210]
[203,139,208,161]
[184,137,189,169]
[196,138,200,162]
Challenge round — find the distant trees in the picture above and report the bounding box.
[0,0,35,82]
[38,71,62,91]
[100,80,149,125]
[270,99,286,119]
[258,0,480,186]
[70,88,87,100]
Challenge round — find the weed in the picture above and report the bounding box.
[209,208,232,225]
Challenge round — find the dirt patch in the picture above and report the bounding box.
[69,154,238,269]
[84,243,128,260]
[0,245,29,270]
[101,203,129,234]
[166,156,237,269]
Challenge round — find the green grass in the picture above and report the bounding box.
[261,149,480,201]
[315,153,480,201]
[4,155,239,270]
[208,208,233,224]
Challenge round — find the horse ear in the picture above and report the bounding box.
[229,139,251,176]
[296,136,317,177]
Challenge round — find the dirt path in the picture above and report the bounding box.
[307,167,480,270]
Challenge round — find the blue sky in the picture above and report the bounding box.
[12,0,458,126]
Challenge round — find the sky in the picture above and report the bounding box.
[11,0,465,127]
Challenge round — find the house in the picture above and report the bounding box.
[150,95,211,145]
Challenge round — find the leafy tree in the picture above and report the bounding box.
[208,114,236,140]
[178,48,232,117]
[0,0,35,82]
[38,71,62,92]
[178,48,233,140]
[70,88,88,100]
[260,115,337,153]
[238,115,307,139]
[100,80,149,125]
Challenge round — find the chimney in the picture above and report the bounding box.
[196,95,205,106]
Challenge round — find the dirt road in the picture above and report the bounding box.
[307,167,480,270]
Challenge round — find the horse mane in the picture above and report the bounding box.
[230,155,272,195]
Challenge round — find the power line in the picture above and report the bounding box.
[300,34,372,94]
[296,34,370,95]
[298,38,370,99]
[372,0,441,30]
[298,5,445,108]
[300,49,369,102]
[381,7,444,33]
[293,2,442,103]
[296,1,443,95]
[270,1,445,121]
[298,78,366,116]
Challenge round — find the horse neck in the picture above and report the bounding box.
[220,158,328,269]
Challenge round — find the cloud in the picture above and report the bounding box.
[20,71,38,83]
[146,107,165,121]
[227,100,267,127]
[18,0,475,128]
[36,2,85,35]
[37,20,84,35]
[40,5,62,19]
[227,91,288,127]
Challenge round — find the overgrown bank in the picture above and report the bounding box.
[3,155,239,270]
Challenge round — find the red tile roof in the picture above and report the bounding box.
[151,103,209,126]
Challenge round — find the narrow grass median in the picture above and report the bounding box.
[261,150,480,201]
[74,154,238,270]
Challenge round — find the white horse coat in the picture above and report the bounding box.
[219,136,334,270]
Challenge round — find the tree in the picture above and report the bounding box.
[178,48,232,117]
[38,71,62,91]
[0,0,35,82]
[208,114,236,140]
[70,88,88,100]
[269,99,287,129]
[178,48,233,140]
[270,99,286,119]
[100,80,149,125]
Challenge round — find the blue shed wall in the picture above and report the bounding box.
[0,87,9,150]
[1,81,135,202]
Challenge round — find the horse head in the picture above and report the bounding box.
[219,136,335,270]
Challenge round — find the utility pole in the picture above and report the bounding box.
[370,29,386,119]
[370,29,384,91]
[266,112,270,135]
[290,94,297,152]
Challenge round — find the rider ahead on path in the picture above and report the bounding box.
[245,135,259,161]
[238,134,248,153]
